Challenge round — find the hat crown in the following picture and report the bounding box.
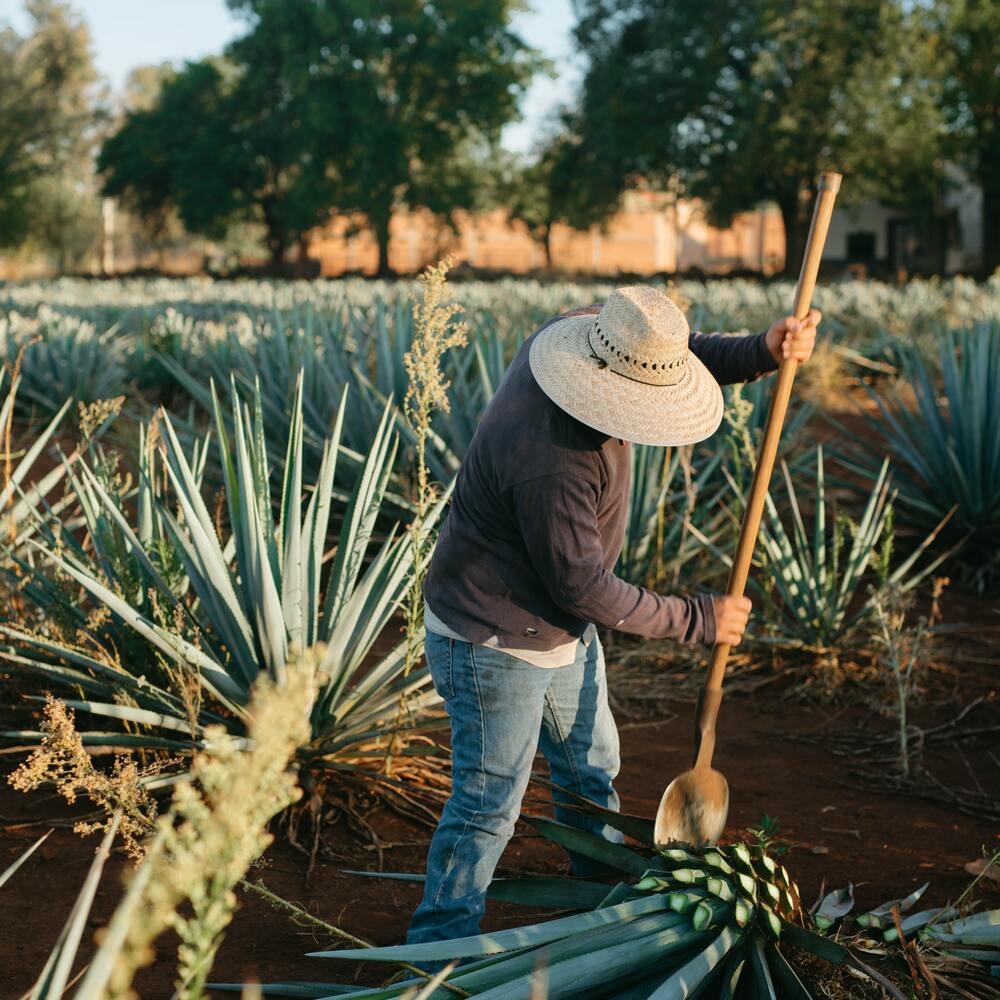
[588,286,691,387]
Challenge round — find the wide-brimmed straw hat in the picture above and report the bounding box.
[529,285,724,446]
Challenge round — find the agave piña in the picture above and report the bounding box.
[219,806,926,999]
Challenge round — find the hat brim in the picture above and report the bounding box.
[529,314,724,447]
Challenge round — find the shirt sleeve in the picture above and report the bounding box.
[689,329,778,385]
[508,472,717,645]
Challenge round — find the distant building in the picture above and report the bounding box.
[823,170,983,276]
[309,191,787,277]
[310,178,984,278]
[2,176,983,280]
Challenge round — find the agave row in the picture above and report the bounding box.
[1,373,445,778]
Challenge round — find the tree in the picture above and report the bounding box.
[0,0,100,251]
[122,62,175,113]
[570,0,946,272]
[226,0,542,275]
[99,56,336,271]
[491,132,596,269]
[23,167,101,273]
[100,2,538,273]
[932,0,1000,273]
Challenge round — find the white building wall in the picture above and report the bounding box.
[824,201,903,260]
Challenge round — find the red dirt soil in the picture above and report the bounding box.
[2,666,998,999]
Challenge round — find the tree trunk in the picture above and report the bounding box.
[778,180,812,277]
[261,198,288,274]
[542,222,553,270]
[981,158,1000,275]
[374,209,393,277]
[293,232,312,278]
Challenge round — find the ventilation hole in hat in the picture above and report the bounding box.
[641,362,647,368]
[652,363,658,370]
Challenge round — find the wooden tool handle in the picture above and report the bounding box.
[694,171,842,770]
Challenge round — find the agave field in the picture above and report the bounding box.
[0,273,998,999]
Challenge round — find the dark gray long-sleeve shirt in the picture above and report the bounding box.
[423,305,778,652]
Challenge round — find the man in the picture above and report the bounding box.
[409,285,820,945]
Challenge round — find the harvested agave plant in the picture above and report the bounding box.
[221,811,902,999]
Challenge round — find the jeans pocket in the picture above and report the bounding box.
[425,631,455,701]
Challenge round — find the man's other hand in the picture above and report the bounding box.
[713,595,752,646]
[765,309,821,364]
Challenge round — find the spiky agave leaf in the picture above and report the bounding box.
[848,321,1000,589]
[699,445,956,651]
[2,371,445,778]
[228,819,910,1000]
[0,367,78,550]
[0,829,52,889]
[27,813,122,1000]
[798,887,1000,987]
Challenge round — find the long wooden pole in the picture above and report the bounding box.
[694,171,842,770]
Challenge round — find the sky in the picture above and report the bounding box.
[0,0,581,155]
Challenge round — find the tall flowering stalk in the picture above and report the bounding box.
[12,655,317,1000]
[401,261,468,661]
[387,257,467,765]
[85,660,316,1000]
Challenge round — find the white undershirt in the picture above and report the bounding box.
[423,601,595,669]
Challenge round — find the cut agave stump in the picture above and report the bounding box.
[258,838,849,1000]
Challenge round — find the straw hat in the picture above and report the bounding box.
[529,285,724,446]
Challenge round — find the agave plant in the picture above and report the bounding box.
[0,368,76,551]
[222,804,969,999]
[158,296,520,494]
[618,445,727,590]
[851,321,1000,590]
[697,446,953,652]
[156,306,441,508]
[1,374,445,778]
[5,417,208,684]
[0,309,128,418]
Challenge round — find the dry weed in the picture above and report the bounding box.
[9,694,163,859]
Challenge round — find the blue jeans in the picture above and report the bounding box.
[407,629,623,945]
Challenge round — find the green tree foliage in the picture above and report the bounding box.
[570,0,946,271]
[931,0,1000,273]
[22,169,101,273]
[0,0,100,252]
[485,125,608,270]
[99,58,316,270]
[227,0,541,275]
[99,1,539,274]
[121,62,175,113]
